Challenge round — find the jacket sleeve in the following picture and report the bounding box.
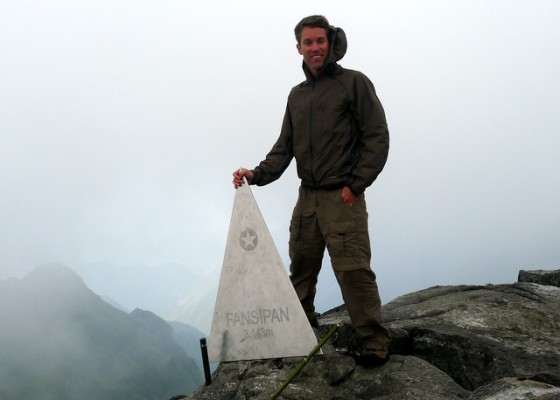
[251,103,294,186]
[349,72,390,195]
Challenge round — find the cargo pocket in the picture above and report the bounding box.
[326,221,358,257]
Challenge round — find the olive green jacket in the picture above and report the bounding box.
[252,27,389,196]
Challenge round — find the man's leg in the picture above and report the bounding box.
[289,253,323,325]
[289,187,325,325]
[334,268,391,352]
[319,189,392,359]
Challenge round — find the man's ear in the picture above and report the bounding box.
[296,43,302,55]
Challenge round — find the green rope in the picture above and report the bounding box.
[270,323,340,400]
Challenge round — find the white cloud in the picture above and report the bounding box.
[1,1,559,315]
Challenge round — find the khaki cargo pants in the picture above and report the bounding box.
[289,186,391,352]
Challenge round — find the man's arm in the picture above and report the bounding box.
[249,102,295,187]
[348,72,390,195]
[231,101,294,189]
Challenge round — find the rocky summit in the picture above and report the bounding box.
[186,269,560,400]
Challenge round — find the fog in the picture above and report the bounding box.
[1,0,559,326]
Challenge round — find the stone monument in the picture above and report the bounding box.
[208,181,318,361]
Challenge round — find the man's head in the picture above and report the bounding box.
[295,15,331,76]
[294,15,330,45]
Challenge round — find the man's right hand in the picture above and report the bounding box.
[232,168,254,188]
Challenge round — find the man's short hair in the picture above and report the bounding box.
[294,15,330,44]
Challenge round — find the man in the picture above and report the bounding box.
[232,15,391,365]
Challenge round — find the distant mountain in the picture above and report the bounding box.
[72,261,208,315]
[167,282,217,335]
[0,264,203,400]
[169,321,208,372]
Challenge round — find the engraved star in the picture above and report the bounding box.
[240,230,257,250]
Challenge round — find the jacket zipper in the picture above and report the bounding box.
[308,80,316,187]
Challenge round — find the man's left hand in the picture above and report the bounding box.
[342,186,357,207]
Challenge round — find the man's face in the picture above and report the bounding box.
[297,26,329,76]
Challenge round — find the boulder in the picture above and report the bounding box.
[518,269,560,288]
[383,282,560,390]
[469,377,560,400]
[186,272,560,399]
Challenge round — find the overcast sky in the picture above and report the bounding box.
[1,0,559,314]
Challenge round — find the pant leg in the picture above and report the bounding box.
[288,187,326,318]
[334,268,392,351]
[318,189,371,271]
[318,189,391,351]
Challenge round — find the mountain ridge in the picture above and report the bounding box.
[0,264,204,400]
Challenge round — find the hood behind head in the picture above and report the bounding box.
[328,26,347,63]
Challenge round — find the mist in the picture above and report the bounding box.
[1,1,559,324]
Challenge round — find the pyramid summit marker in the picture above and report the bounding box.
[208,181,319,362]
